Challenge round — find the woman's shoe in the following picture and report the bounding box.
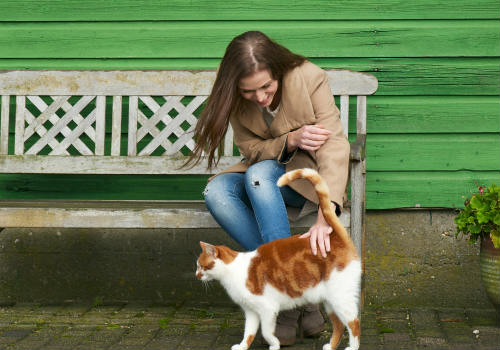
[300,304,325,337]
[274,309,301,346]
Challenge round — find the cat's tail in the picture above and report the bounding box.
[277,168,355,249]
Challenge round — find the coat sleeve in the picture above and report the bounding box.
[308,67,350,209]
[230,116,290,166]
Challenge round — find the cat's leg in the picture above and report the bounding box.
[231,308,259,350]
[259,310,281,350]
[322,299,359,350]
[323,296,361,350]
[344,317,360,350]
[321,302,345,350]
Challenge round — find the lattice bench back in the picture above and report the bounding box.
[0,70,377,175]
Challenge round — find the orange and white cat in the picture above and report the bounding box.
[196,169,361,350]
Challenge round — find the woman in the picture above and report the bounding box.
[186,31,350,345]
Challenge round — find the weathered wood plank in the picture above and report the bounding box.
[340,96,349,137]
[224,125,234,157]
[111,96,122,156]
[0,70,377,96]
[356,96,367,134]
[127,96,138,156]
[1,58,496,96]
[1,0,497,21]
[95,96,106,156]
[366,134,500,171]
[0,71,215,96]
[0,95,8,154]
[0,21,497,58]
[326,71,378,95]
[0,155,243,174]
[14,96,24,155]
[350,159,366,256]
[367,171,500,209]
[0,200,350,229]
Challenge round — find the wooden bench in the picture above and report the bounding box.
[0,69,377,257]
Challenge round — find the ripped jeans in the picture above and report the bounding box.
[203,160,306,251]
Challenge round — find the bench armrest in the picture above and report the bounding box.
[349,134,366,161]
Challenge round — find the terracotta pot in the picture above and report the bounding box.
[480,236,500,312]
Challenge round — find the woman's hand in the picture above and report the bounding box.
[300,205,335,258]
[287,125,331,153]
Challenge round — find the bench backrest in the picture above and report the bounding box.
[0,70,377,175]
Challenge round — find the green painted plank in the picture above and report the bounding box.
[336,58,500,96]
[1,171,498,209]
[366,134,500,171]
[367,171,500,209]
[0,174,209,200]
[362,96,500,133]
[0,20,498,58]
[0,58,498,96]
[1,0,498,21]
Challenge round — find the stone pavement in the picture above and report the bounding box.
[0,300,497,350]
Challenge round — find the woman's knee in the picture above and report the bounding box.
[204,176,227,204]
[203,173,244,205]
[245,160,284,185]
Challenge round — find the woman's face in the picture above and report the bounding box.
[238,69,279,108]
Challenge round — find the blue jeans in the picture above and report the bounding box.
[204,160,306,251]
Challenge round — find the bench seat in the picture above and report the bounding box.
[0,199,350,229]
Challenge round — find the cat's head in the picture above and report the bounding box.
[196,241,238,281]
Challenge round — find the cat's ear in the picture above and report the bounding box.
[200,241,218,257]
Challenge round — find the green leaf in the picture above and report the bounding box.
[491,230,500,249]
[493,213,500,226]
[469,224,482,234]
[470,195,482,209]
[477,211,489,224]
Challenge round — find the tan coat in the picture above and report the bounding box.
[216,61,350,214]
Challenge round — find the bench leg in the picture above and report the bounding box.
[350,158,366,310]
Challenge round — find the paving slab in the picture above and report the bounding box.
[0,301,497,350]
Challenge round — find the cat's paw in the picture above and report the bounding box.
[268,345,280,350]
[231,344,247,350]
[322,344,332,350]
[231,344,248,350]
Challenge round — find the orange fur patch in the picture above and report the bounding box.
[216,245,238,264]
[348,318,361,338]
[246,334,255,347]
[198,251,215,271]
[328,312,345,350]
[246,234,352,297]
[198,243,237,271]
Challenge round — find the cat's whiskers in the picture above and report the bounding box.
[201,279,214,294]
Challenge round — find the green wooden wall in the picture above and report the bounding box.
[0,0,499,209]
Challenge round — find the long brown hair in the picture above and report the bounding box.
[184,31,306,169]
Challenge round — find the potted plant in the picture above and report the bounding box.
[455,183,500,311]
